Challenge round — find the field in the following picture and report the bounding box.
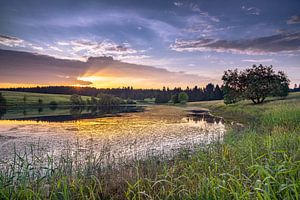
[0,90,90,107]
[0,92,299,199]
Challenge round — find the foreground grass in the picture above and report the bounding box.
[0,90,90,107]
[0,93,299,199]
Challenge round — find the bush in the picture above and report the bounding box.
[178,92,189,104]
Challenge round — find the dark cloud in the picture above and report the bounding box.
[0,49,210,88]
[171,32,300,54]
[287,15,300,24]
[0,35,24,47]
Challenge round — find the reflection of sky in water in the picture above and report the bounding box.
[0,106,226,167]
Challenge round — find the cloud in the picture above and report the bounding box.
[242,6,261,16]
[287,15,300,24]
[0,35,24,47]
[24,11,181,42]
[55,39,149,61]
[174,1,183,7]
[242,59,273,62]
[0,35,46,53]
[0,34,149,63]
[170,31,300,54]
[49,46,62,52]
[188,3,220,22]
[0,49,211,88]
[69,39,137,55]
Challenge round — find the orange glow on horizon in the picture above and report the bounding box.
[0,77,207,89]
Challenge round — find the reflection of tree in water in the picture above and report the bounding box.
[0,107,7,119]
[49,105,57,111]
[89,106,98,116]
[70,106,84,117]
[186,113,224,124]
[5,106,143,122]
[38,107,43,113]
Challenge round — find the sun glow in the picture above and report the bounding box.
[77,75,155,89]
[77,76,105,82]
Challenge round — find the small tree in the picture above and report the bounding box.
[178,92,189,104]
[222,65,290,104]
[171,94,179,104]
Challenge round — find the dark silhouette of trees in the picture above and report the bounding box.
[222,65,290,104]
[2,83,224,103]
[214,85,223,100]
[155,91,170,103]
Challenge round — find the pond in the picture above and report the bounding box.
[0,105,226,167]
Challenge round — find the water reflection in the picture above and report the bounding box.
[0,108,6,119]
[0,106,226,168]
[183,110,224,125]
[1,106,144,122]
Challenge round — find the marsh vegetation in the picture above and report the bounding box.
[0,92,299,199]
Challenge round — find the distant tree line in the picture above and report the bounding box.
[154,84,223,103]
[290,84,300,93]
[2,83,224,102]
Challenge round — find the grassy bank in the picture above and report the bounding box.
[0,93,299,199]
[0,90,90,107]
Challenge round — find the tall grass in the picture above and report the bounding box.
[0,94,300,199]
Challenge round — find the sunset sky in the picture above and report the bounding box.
[0,0,300,88]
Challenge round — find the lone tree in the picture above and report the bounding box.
[222,65,289,104]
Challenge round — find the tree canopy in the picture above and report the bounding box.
[222,65,290,104]
[178,92,189,104]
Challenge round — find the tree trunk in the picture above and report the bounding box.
[251,98,257,104]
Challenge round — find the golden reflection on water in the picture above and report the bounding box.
[0,105,226,164]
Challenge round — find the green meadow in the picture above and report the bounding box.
[0,90,90,107]
[0,92,299,199]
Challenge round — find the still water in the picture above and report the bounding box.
[0,105,226,166]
